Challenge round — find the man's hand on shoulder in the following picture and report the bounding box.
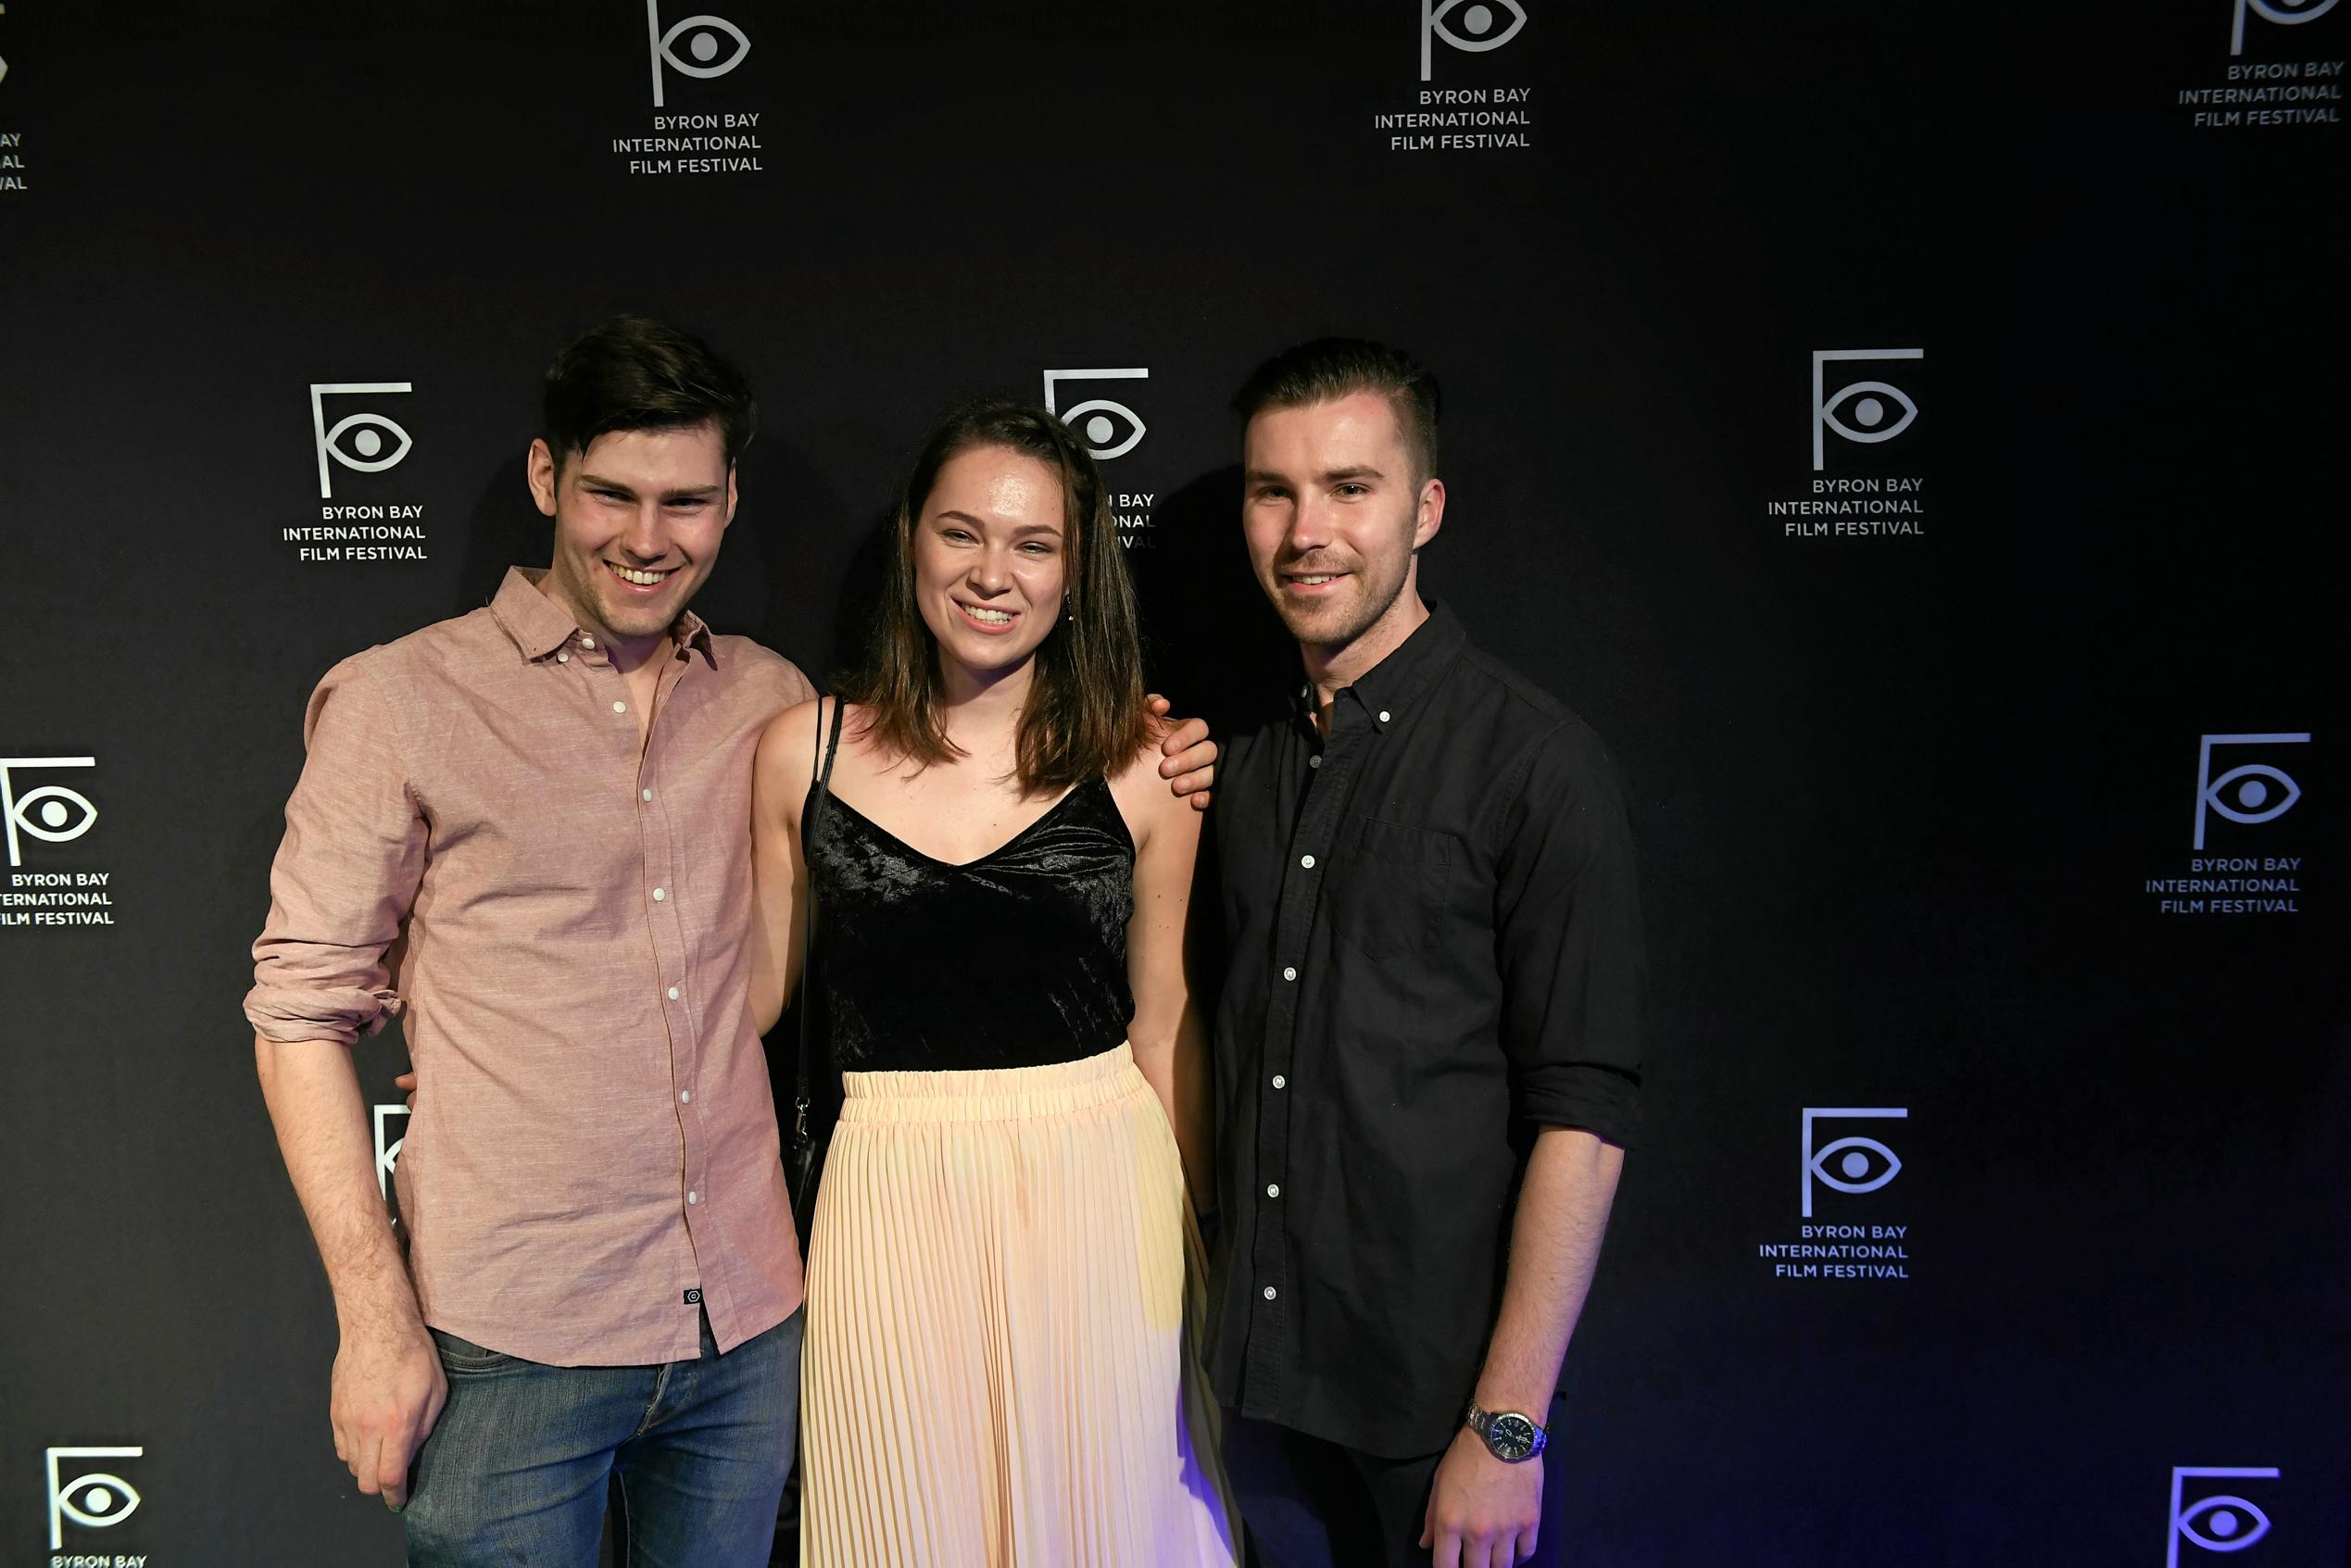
[330,1310,446,1510]
[1420,1424,1542,1568]
[1147,694,1216,811]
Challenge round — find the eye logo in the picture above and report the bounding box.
[309,382,415,499]
[1811,348,1922,471]
[1043,368,1150,460]
[45,1446,144,1549]
[2194,733,2308,850]
[2169,1466,2279,1564]
[1,756,97,869]
[1801,1106,1905,1218]
[374,1103,410,1203]
[2232,0,2340,55]
[1421,0,1529,81]
[647,0,749,107]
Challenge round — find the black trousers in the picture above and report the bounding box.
[1224,1396,1570,1568]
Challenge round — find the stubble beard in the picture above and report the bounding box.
[550,549,685,643]
[1274,550,1412,659]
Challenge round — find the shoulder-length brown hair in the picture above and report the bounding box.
[841,398,1149,797]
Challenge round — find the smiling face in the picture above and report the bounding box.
[1242,390,1444,659]
[911,445,1071,684]
[528,422,736,646]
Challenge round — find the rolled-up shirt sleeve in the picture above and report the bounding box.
[1491,720,1645,1146]
[244,655,424,1047]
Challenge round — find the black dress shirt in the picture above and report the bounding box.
[1206,600,1643,1458]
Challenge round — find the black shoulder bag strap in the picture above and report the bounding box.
[789,696,848,1250]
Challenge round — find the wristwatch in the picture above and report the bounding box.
[1465,1399,1548,1463]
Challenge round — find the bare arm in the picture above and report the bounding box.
[1423,1128,1623,1567]
[254,1033,444,1507]
[748,698,823,1035]
[1115,744,1214,1205]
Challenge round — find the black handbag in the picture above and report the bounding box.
[786,696,844,1252]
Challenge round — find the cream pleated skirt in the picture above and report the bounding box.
[799,1042,1238,1568]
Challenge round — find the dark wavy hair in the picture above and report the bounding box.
[541,314,757,473]
[842,399,1149,796]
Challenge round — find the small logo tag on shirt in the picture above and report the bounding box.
[682,1288,703,1306]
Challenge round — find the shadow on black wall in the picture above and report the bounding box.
[1128,463,1296,737]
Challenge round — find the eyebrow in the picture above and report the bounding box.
[933,509,1063,538]
[578,471,724,501]
[1244,465,1387,485]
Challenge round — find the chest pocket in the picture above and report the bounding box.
[1326,815,1454,959]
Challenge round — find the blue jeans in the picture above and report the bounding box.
[402,1309,801,1568]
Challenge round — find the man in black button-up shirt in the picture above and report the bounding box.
[1207,341,1642,1568]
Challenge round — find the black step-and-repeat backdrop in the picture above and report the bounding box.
[2,1,2344,1563]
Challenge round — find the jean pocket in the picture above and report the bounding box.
[429,1329,519,1375]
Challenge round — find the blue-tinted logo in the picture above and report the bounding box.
[1801,1106,1905,1218]
[2169,1466,2279,1563]
[2193,733,2308,851]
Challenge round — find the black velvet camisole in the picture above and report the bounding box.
[800,705,1137,1073]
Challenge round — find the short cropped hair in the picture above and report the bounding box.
[541,315,758,472]
[1231,337,1441,482]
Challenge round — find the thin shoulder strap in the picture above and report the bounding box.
[793,696,843,1151]
[819,693,847,786]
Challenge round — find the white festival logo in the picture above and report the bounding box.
[1043,369,1150,460]
[1421,0,1528,81]
[2232,0,2340,55]
[2169,1466,2279,1563]
[309,382,415,499]
[46,1446,143,1550]
[1801,1106,1905,1218]
[1811,349,1921,471]
[647,0,749,107]
[1,756,96,869]
[374,1103,410,1202]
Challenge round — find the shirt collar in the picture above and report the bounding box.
[489,566,717,666]
[1291,598,1467,732]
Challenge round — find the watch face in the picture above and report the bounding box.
[1487,1412,1539,1462]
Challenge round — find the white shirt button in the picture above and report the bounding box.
[667,986,681,1000]
[642,788,653,802]
[686,1190,698,1205]
[1300,854,1316,870]
[1378,709,1391,723]
[581,636,596,649]
[652,888,666,902]
[1263,1286,1277,1300]
[556,651,570,663]
[613,701,628,714]
[1308,754,1322,769]
[680,1090,691,1104]
[1266,1183,1281,1198]
[1271,1074,1287,1089]
[1282,966,1297,982]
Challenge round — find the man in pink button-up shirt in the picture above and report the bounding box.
[247,317,1214,1565]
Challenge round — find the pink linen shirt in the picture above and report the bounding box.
[245,567,813,1364]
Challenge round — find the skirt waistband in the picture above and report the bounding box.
[837,1042,1143,1124]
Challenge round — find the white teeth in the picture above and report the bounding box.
[610,564,671,586]
[963,605,1013,624]
[1295,574,1336,585]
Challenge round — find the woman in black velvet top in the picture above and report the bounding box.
[748,400,1236,1566]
